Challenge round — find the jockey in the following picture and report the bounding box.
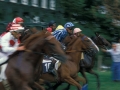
[46,20,56,33]
[73,27,99,51]
[53,22,74,42]
[0,17,25,81]
[48,22,74,76]
[73,28,82,37]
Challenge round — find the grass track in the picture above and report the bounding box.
[52,70,120,90]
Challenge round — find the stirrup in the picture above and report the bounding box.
[49,69,56,76]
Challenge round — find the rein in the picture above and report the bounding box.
[65,50,85,53]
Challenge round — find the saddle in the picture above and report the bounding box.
[80,52,93,67]
[42,57,61,73]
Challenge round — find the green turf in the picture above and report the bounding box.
[53,70,120,90]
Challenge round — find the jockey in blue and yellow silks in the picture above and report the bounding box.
[48,22,74,76]
[53,22,74,42]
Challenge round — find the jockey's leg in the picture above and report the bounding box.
[0,53,8,65]
[0,64,7,81]
[48,59,56,76]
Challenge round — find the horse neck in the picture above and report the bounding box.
[67,51,82,66]
[66,40,83,66]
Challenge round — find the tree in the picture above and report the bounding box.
[59,0,120,42]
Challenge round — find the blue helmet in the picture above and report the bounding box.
[64,22,74,29]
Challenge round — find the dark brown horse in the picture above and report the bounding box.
[37,33,97,90]
[3,29,67,90]
[80,32,111,90]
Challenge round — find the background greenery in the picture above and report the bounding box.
[58,0,120,43]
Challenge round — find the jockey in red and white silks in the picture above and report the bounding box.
[0,17,25,81]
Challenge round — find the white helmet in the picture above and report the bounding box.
[73,28,82,34]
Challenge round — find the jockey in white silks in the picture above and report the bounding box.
[0,17,25,81]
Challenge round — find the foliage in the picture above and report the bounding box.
[59,0,120,42]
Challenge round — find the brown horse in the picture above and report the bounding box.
[60,33,111,90]
[3,29,67,90]
[37,33,97,90]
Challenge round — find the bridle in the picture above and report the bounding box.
[94,35,108,49]
[65,36,94,56]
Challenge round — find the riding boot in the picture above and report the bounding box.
[48,60,56,76]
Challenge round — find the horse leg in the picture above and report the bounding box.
[80,68,88,84]
[33,82,45,90]
[6,65,33,90]
[64,76,82,90]
[74,75,86,85]
[87,69,100,90]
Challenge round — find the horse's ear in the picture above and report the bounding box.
[95,32,100,37]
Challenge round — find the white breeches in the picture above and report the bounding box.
[0,64,7,81]
[0,57,8,65]
[0,53,8,81]
[0,52,8,64]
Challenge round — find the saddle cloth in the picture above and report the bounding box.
[42,59,61,73]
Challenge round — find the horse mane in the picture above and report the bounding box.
[63,35,77,46]
[79,33,86,38]
[65,33,86,46]
[67,37,78,46]
[29,27,39,34]
[8,28,51,61]
[24,28,51,48]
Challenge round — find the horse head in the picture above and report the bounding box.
[63,34,99,56]
[79,34,99,55]
[91,32,111,49]
[24,28,67,63]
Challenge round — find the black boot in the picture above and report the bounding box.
[48,60,56,76]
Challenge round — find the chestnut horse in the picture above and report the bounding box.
[57,33,111,90]
[37,33,98,90]
[3,29,67,90]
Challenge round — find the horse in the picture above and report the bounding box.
[78,33,111,90]
[91,32,111,49]
[36,33,98,90]
[58,33,111,90]
[3,29,67,90]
